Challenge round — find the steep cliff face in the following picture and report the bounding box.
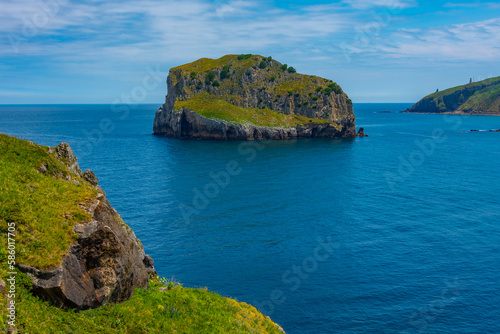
[0,137,156,310]
[154,54,360,139]
[405,76,500,114]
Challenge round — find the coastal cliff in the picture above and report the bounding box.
[154,54,363,139]
[0,134,284,333]
[405,76,500,114]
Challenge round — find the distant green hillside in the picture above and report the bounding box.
[405,76,500,114]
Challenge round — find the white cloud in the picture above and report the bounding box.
[0,0,356,63]
[341,0,416,9]
[378,18,500,61]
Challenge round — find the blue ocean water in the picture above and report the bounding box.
[1,103,499,333]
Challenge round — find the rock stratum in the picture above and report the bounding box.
[405,76,500,115]
[154,54,364,140]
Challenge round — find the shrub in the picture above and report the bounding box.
[312,96,319,101]
[212,80,220,87]
[190,71,197,80]
[259,61,267,69]
[303,101,309,105]
[277,94,281,98]
[294,93,300,97]
[281,64,288,71]
[323,87,333,95]
[347,99,353,104]
[267,56,272,61]
[221,65,231,80]
[237,54,253,60]
[287,67,296,73]
[252,66,257,70]
[288,91,293,96]
[297,103,302,107]
[269,76,276,82]
[205,71,216,84]
[196,82,203,90]
[316,87,322,92]
[328,83,342,94]
[259,98,263,103]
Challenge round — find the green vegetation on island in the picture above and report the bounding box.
[175,92,330,127]
[170,54,352,127]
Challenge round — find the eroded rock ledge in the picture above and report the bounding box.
[154,106,358,140]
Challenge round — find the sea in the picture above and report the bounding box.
[1,103,499,334]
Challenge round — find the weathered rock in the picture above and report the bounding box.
[357,127,368,137]
[83,169,98,185]
[0,278,5,293]
[49,142,82,176]
[154,106,357,140]
[18,143,155,310]
[143,255,157,276]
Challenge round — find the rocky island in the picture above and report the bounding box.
[405,76,500,115]
[154,54,365,140]
[0,134,284,333]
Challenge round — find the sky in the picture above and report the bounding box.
[1,0,500,104]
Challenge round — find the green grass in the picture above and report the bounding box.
[1,273,283,334]
[174,92,329,127]
[460,84,500,112]
[0,134,96,270]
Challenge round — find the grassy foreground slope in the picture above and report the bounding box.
[0,134,283,333]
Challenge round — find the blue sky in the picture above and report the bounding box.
[1,0,500,103]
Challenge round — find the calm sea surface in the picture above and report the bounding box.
[1,104,499,333]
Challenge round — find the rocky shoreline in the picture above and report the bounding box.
[154,106,365,140]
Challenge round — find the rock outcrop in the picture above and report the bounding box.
[405,76,500,114]
[153,54,362,139]
[18,143,156,310]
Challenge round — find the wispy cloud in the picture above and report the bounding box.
[379,18,500,61]
[341,0,416,9]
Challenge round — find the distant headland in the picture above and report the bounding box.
[404,76,500,115]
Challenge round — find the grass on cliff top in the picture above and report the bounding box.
[0,134,95,270]
[1,273,283,334]
[174,92,329,127]
[172,54,339,99]
[173,54,264,74]
[423,76,500,101]
[459,83,500,112]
